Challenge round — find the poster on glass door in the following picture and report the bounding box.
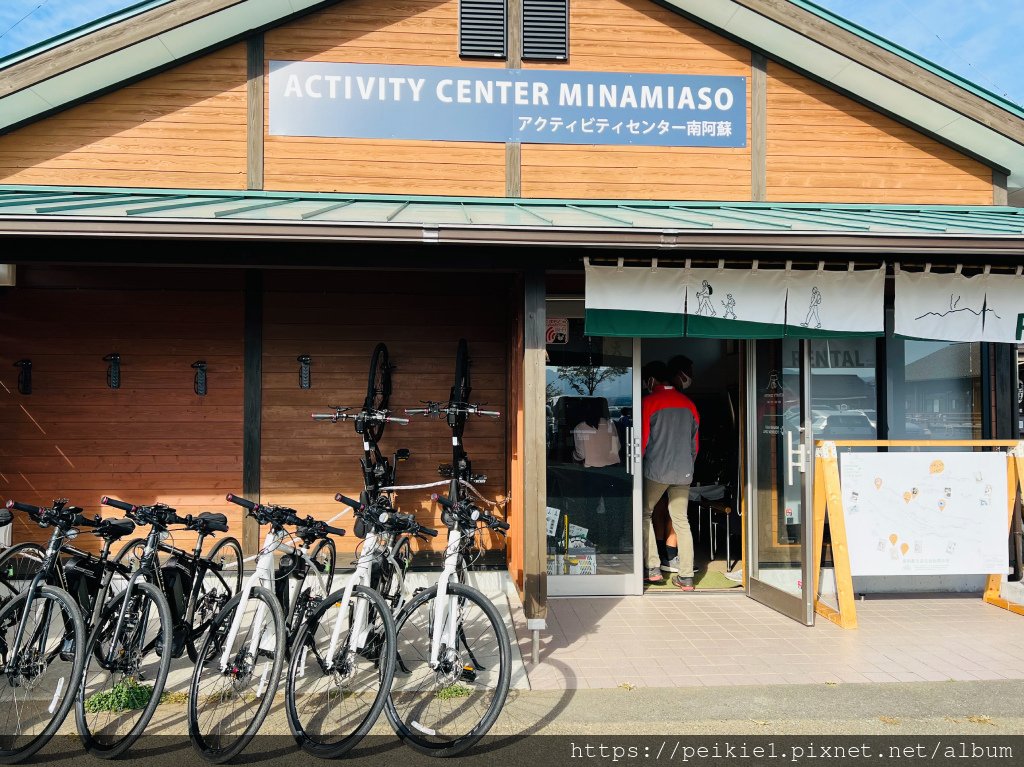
[839,452,1009,575]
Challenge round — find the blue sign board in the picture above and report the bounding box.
[268,61,746,148]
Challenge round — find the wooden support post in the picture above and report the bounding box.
[242,269,262,557]
[813,441,857,629]
[522,267,548,647]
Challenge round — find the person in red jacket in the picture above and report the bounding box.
[641,356,700,590]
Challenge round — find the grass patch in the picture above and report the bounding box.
[84,678,153,713]
[159,690,188,705]
[435,684,472,701]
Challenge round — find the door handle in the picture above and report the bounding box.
[786,430,806,485]
[625,427,632,473]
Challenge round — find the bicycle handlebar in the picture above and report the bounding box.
[225,493,257,511]
[312,408,408,425]
[430,493,509,532]
[100,496,134,513]
[6,499,41,515]
[334,493,363,511]
[377,510,439,538]
[406,402,500,418]
[73,513,102,528]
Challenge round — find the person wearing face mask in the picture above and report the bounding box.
[640,356,700,590]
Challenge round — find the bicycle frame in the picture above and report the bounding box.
[427,526,465,669]
[156,533,232,642]
[103,525,163,666]
[323,530,385,669]
[218,526,329,683]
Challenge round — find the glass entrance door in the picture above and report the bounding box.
[545,302,641,596]
[745,339,815,624]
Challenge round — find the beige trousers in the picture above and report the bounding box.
[642,479,694,577]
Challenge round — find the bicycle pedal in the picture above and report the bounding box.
[460,665,477,683]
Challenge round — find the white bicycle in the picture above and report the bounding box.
[383,491,511,756]
[284,492,434,758]
[187,494,344,763]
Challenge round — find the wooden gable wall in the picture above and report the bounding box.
[0,45,248,189]
[0,0,996,205]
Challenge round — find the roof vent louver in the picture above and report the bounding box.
[523,0,568,61]
[460,0,507,59]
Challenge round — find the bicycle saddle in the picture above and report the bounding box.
[97,518,136,540]
[0,508,11,527]
[194,511,229,533]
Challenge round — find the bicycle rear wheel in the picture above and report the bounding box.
[186,536,243,663]
[0,543,46,609]
[384,582,510,756]
[363,343,391,442]
[75,580,173,758]
[285,585,396,758]
[0,585,86,763]
[450,338,471,405]
[188,585,285,764]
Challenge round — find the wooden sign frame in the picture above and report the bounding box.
[812,439,1024,629]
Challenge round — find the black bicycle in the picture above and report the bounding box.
[105,512,242,663]
[70,497,184,758]
[0,499,88,763]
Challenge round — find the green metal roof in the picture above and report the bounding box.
[1,185,1023,238]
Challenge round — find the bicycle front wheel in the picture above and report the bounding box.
[385,582,510,756]
[285,585,396,758]
[188,585,285,764]
[75,580,173,758]
[0,585,86,764]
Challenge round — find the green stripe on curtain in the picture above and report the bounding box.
[584,309,685,338]
[785,326,884,339]
[685,316,785,339]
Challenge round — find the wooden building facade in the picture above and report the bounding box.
[1,0,1022,628]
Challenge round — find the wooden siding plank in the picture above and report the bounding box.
[0,43,247,189]
[766,63,993,205]
[260,273,512,556]
[0,267,245,553]
[519,0,750,200]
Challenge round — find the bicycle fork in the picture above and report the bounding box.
[429,530,463,670]
[324,533,379,671]
[220,530,278,695]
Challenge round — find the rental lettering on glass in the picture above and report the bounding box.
[268,62,747,148]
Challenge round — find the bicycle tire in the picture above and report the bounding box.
[451,338,471,405]
[0,543,47,608]
[186,536,243,663]
[310,538,336,595]
[75,580,173,759]
[111,537,147,573]
[384,582,510,757]
[0,585,86,764]
[188,585,285,764]
[364,342,391,443]
[285,584,397,758]
[378,537,411,613]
